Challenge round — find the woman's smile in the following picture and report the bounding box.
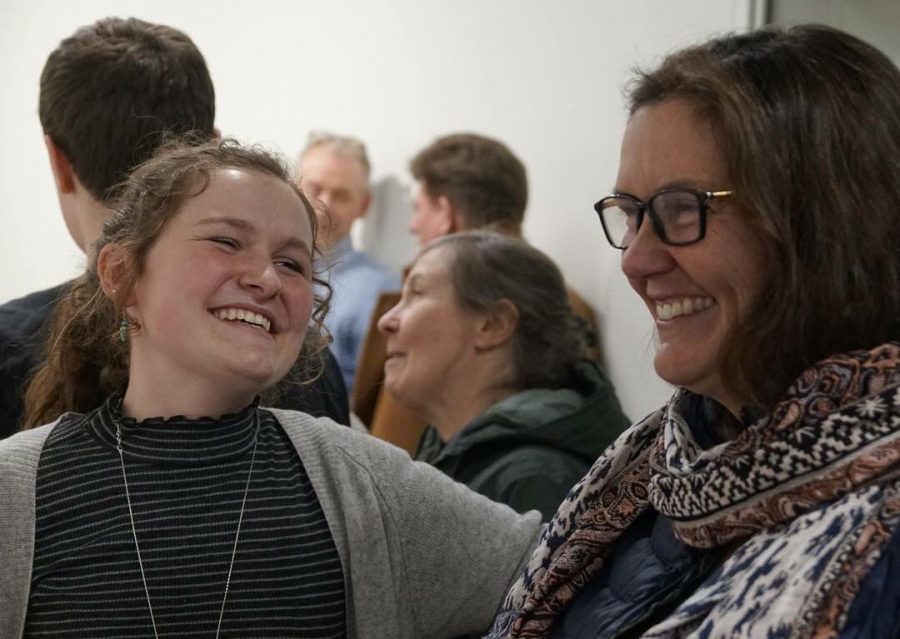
[654,296,715,321]
[211,306,275,334]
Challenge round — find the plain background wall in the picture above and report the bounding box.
[770,0,900,62]
[0,0,754,421]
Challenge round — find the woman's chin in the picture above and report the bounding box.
[383,376,401,400]
[215,366,283,403]
[384,376,415,409]
[230,354,293,386]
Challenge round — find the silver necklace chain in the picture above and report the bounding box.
[116,412,260,639]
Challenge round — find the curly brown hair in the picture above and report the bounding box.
[22,138,330,428]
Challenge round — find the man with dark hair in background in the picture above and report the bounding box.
[0,17,349,437]
[408,133,529,243]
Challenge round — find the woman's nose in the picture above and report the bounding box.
[240,259,283,297]
[377,304,400,335]
[620,218,675,280]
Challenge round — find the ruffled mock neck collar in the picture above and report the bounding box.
[86,393,260,465]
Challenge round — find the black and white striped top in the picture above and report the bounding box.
[25,396,346,638]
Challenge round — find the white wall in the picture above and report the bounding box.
[770,0,900,64]
[0,0,751,421]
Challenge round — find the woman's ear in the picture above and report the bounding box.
[97,244,133,308]
[474,299,519,351]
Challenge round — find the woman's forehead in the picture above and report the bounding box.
[174,170,311,233]
[617,100,726,195]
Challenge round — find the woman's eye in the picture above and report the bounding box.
[211,237,239,249]
[276,258,308,275]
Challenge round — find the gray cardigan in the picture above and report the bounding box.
[0,409,541,638]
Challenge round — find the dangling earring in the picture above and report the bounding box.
[118,315,130,344]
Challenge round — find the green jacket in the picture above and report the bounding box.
[415,361,629,520]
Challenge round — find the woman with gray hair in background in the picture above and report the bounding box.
[378,231,629,521]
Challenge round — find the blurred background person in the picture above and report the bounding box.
[378,231,628,520]
[355,133,600,450]
[407,133,528,243]
[297,132,400,396]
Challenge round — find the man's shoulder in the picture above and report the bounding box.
[0,284,70,439]
[269,349,351,425]
[0,283,68,342]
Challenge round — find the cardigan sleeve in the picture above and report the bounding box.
[359,443,542,637]
[271,408,541,639]
[0,422,57,639]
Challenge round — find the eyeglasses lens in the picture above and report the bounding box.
[599,197,640,248]
[650,191,703,244]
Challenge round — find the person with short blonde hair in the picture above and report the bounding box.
[298,131,400,394]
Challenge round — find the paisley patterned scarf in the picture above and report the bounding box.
[486,342,900,638]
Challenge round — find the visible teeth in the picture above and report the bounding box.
[253,313,271,333]
[214,308,272,333]
[656,297,713,320]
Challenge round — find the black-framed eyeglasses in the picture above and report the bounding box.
[593,188,734,249]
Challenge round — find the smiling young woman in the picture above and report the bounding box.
[108,167,316,418]
[0,139,541,639]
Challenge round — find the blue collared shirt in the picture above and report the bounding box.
[317,236,400,395]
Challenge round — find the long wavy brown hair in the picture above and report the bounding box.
[627,25,900,410]
[22,138,330,428]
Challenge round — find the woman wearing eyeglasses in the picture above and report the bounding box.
[486,24,900,639]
